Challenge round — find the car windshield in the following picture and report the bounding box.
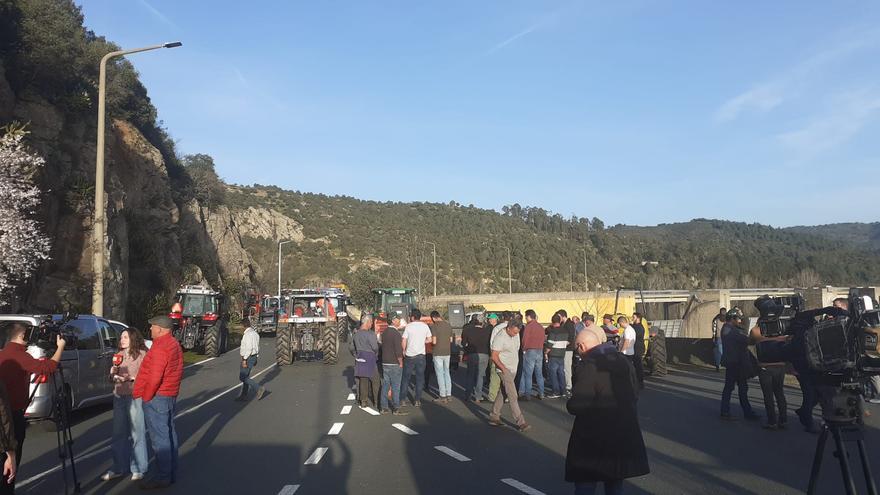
[262,297,280,311]
[179,294,216,316]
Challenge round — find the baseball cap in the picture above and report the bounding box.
[148,315,174,329]
[487,313,498,320]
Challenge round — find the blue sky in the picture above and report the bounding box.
[77,0,880,227]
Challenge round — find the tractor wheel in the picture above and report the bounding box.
[321,324,340,365]
[276,326,294,366]
[204,325,221,358]
[650,330,668,376]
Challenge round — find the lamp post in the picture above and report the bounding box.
[425,241,437,297]
[505,247,512,294]
[582,247,588,292]
[91,41,182,317]
[277,240,293,298]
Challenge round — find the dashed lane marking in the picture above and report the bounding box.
[434,446,471,462]
[17,362,278,489]
[392,423,418,435]
[278,485,300,495]
[341,405,352,415]
[328,422,344,435]
[500,478,546,495]
[304,447,329,465]
[360,406,380,416]
[347,393,356,400]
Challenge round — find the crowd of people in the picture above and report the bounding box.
[349,307,651,494]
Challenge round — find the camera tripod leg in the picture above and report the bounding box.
[808,426,829,495]
[831,426,858,495]
[856,439,877,495]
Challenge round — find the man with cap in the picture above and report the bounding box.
[719,308,759,421]
[487,313,507,402]
[133,315,184,489]
[601,314,620,346]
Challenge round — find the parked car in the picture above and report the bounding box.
[0,314,138,423]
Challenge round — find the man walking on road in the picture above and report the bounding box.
[379,315,407,415]
[236,318,266,401]
[401,309,432,407]
[461,315,491,402]
[487,313,508,402]
[558,310,577,396]
[518,310,545,400]
[353,314,379,408]
[545,314,570,398]
[429,311,454,403]
[719,309,760,421]
[133,315,184,490]
[488,316,530,432]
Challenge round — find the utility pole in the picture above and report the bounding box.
[92,41,181,316]
[505,247,512,294]
[425,241,437,297]
[569,264,574,292]
[582,246,588,292]
[277,240,292,298]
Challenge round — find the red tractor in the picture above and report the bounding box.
[169,285,228,357]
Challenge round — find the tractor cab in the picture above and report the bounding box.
[169,285,227,356]
[371,288,420,334]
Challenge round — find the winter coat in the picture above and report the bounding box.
[565,343,650,482]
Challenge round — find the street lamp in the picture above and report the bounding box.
[425,241,437,297]
[278,240,293,297]
[91,41,182,317]
[582,246,588,292]
[505,247,512,294]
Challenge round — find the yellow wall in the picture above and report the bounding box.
[481,295,635,325]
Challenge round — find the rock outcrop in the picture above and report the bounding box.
[232,206,304,243]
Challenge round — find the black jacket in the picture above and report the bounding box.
[632,322,646,355]
[461,323,491,355]
[565,343,649,482]
[720,323,749,365]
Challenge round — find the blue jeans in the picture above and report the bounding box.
[519,349,545,397]
[239,355,259,395]
[112,395,148,475]
[549,356,565,395]
[575,480,623,495]
[433,355,452,397]
[401,355,426,403]
[713,341,723,370]
[380,364,403,410]
[143,396,179,483]
[466,353,489,400]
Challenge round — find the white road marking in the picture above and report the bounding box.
[304,447,329,465]
[392,423,418,435]
[360,406,380,416]
[278,485,300,495]
[341,405,352,415]
[347,392,356,400]
[434,445,471,462]
[17,362,277,489]
[501,478,547,495]
[328,422,344,435]
[184,346,242,369]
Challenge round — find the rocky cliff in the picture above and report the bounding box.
[0,59,258,324]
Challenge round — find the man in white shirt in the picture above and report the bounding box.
[618,316,636,357]
[236,318,266,401]
[488,316,530,432]
[487,313,508,401]
[400,309,432,407]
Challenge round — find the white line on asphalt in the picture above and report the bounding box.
[304,447,329,465]
[328,422,344,435]
[347,392,356,400]
[183,346,241,369]
[278,485,300,495]
[392,423,418,435]
[500,478,546,495]
[434,446,471,462]
[360,406,380,416]
[340,405,352,415]
[17,362,278,489]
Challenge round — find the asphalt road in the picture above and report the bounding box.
[14,338,880,494]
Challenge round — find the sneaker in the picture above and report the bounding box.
[546,394,559,399]
[762,423,778,430]
[869,398,880,404]
[257,386,267,400]
[432,397,445,403]
[488,416,502,426]
[131,473,144,481]
[101,471,124,481]
[534,395,544,401]
[518,423,532,432]
[380,408,391,415]
[392,409,410,416]
[413,401,422,408]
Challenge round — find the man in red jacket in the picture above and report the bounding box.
[133,315,183,490]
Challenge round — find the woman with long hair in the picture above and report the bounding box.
[101,327,149,482]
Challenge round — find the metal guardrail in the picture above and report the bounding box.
[651,319,684,338]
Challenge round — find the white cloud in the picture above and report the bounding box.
[137,0,180,30]
[777,89,880,158]
[714,84,784,123]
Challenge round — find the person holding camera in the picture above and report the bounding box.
[719,309,760,421]
[0,323,66,494]
[101,328,149,482]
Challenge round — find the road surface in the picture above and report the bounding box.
[15,338,880,494]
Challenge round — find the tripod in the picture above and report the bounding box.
[807,420,876,495]
[30,365,81,494]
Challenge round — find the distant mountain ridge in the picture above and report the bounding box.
[784,223,880,251]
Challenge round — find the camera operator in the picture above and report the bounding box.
[749,325,788,429]
[0,322,66,493]
[719,309,760,421]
